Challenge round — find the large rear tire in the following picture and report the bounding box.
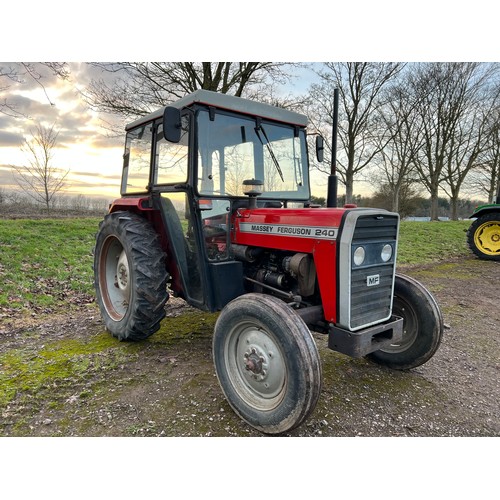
[466,212,500,261]
[366,274,443,370]
[94,211,169,341]
[213,294,322,434]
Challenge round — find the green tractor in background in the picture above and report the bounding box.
[467,185,500,261]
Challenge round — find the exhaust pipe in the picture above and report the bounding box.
[327,88,339,208]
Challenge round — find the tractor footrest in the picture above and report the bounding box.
[328,315,404,358]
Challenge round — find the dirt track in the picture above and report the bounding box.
[0,256,498,437]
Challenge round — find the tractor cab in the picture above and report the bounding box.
[117,90,318,310]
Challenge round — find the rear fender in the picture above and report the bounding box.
[470,205,500,219]
[108,197,168,250]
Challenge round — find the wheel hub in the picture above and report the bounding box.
[244,348,267,378]
[116,250,130,291]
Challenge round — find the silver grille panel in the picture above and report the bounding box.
[337,210,399,331]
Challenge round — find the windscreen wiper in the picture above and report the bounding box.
[255,124,284,182]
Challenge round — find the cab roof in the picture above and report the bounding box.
[125,89,308,131]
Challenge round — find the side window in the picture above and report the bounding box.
[155,115,189,185]
[121,125,152,194]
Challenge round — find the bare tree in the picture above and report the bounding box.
[408,62,497,220]
[82,62,300,122]
[440,66,499,219]
[11,123,69,214]
[374,78,424,212]
[442,107,488,219]
[307,62,405,203]
[484,119,500,203]
[473,106,500,203]
[468,120,500,203]
[0,63,69,117]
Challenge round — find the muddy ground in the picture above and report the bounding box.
[0,256,498,438]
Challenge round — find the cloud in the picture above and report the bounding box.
[70,62,125,88]
[1,63,136,198]
[70,170,121,181]
[3,93,60,123]
[0,164,17,188]
[0,130,23,147]
[1,63,65,92]
[68,176,120,190]
[1,162,121,198]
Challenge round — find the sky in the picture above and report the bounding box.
[0,62,327,202]
[0,63,129,201]
[1,3,496,205]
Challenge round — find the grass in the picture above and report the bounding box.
[397,220,472,265]
[0,218,100,315]
[0,217,473,317]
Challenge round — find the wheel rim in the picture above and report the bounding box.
[99,235,130,321]
[474,221,500,256]
[224,321,287,411]
[381,296,418,354]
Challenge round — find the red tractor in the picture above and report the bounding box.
[94,90,443,434]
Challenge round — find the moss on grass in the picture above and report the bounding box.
[150,310,218,346]
[0,333,130,407]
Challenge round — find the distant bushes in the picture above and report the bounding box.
[0,189,111,218]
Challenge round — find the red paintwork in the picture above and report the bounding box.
[109,197,151,213]
[109,198,347,322]
[232,207,348,323]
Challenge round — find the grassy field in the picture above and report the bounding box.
[397,219,471,264]
[0,218,101,316]
[0,218,472,317]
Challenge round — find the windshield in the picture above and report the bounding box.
[196,109,310,200]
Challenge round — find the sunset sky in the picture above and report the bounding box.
[0,63,135,201]
[0,63,335,204]
[1,3,495,204]
[0,62,323,202]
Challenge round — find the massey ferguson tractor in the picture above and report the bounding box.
[466,185,500,261]
[94,89,443,434]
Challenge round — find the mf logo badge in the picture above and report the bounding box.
[367,274,380,287]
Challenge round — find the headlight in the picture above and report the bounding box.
[353,246,365,266]
[381,244,393,262]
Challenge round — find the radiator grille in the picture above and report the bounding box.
[349,214,398,330]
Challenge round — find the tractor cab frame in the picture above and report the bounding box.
[117,91,314,311]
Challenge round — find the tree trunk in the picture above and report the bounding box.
[430,191,439,220]
[450,197,459,220]
[345,171,354,204]
[392,184,401,213]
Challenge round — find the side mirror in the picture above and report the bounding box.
[315,135,324,162]
[163,106,182,143]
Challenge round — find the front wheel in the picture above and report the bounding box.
[466,212,500,261]
[366,274,443,370]
[213,294,322,434]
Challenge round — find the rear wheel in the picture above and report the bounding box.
[94,211,169,341]
[467,212,500,261]
[213,294,322,434]
[366,274,443,370]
